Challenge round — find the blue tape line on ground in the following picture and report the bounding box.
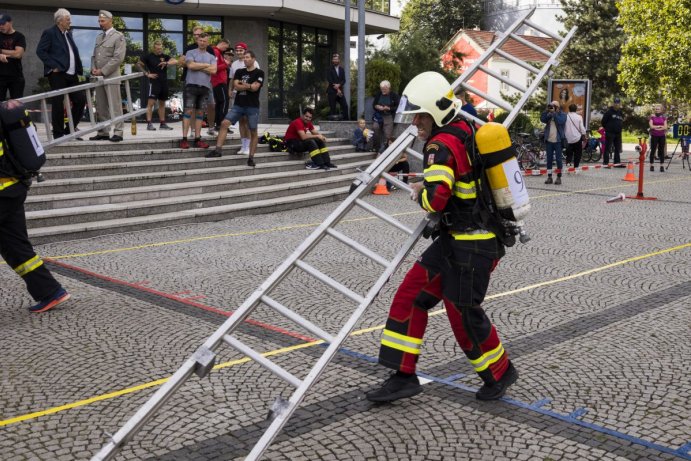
[568,407,588,419]
[335,345,691,460]
[444,373,466,381]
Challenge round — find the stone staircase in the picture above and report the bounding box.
[26,135,375,243]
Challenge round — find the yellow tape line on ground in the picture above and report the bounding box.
[1,242,689,427]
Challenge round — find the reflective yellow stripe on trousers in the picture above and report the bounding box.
[469,343,505,372]
[381,329,423,355]
[14,255,44,277]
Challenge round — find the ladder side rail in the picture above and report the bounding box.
[245,216,431,461]
[223,335,303,388]
[448,7,536,92]
[502,26,578,128]
[479,64,528,92]
[42,109,148,148]
[325,227,391,267]
[507,33,553,58]
[260,295,335,343]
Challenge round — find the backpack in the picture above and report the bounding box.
[260,132,287,152]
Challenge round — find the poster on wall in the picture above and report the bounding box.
[547,79,591,128]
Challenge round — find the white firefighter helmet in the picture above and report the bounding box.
[400,71,461,126]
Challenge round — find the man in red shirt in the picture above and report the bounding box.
[210,38,230,134]
[284,107,337,170]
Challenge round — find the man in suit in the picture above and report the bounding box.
[326,52,348,120]
[89,10,126,142]
[35,8,86,140]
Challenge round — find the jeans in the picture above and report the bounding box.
[545,141,563,174]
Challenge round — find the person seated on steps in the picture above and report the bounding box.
[352,118,372,152]
[283,107,337,170]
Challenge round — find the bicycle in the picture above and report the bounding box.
[512,132,541,170]
[582,131,603,163]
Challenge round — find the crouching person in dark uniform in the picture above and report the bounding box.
[284,107,337,170]
[0,100,70,312]
[366,72,517,403]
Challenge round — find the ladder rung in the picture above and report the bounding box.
[478,65,528,93]
[508,33,552,58]
[223,335,303,388]
[260,295,334,343]
[494,49,541,74]
[380,172,413,194]
[405,147,423,161]
[354,199,414,235]
[459,110,487,127]
[294,259,365,304]
[524,18,563,41]
[459,83,513,112]
[325,227,391,267]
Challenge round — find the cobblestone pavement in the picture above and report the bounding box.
[1,161,690,461]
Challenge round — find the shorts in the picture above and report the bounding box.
[147,78,169,101]
[225,105,260,131]
[184,84,210,110]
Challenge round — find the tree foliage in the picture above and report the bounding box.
[396,0,483,50]
[556,0,624,108]
[617,0,691,104]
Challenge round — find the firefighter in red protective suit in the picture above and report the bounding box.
[1,100,71,313]
[366,72,518,402]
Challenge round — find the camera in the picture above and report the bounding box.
[547,104,555,111]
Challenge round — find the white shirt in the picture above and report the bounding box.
[564,112,586,144]
[63,30,76,75]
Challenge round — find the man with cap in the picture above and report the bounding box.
[540,100,567,184]
[228,42,261,155]
[89,10,126,142]
[36,8,87,140]
[601,97,625,167]
[0,13,26,101]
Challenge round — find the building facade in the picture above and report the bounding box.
[2,0,400,121]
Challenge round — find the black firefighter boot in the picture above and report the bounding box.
[366,371,423,403]
[476,362,519,401]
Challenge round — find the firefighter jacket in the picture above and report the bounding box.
[418,120,504,259]
[0,138,21,196]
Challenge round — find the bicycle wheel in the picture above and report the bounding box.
[582,144,593,162]
[591,143,602,163]
[520,148,538,170]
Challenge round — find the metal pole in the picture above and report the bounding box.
[357,0,365,119]
[344,0,351,119]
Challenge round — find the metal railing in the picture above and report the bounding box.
[17,73,148,149]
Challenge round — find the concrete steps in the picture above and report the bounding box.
[26,135,374,243]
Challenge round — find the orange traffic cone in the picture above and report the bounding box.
[622,161,637,181]
[372,178,390,195]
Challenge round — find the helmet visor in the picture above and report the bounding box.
[396,96,423,124]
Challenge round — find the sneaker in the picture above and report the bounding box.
[365,372,423,403]
[179,139,190,149]
[194,139,210,149]
[326,163,338,169]
[305,162,320,170]
[650,165,655,172]
[205,149,222,158]
[476,362,518,401]
[237,148,249,155]
[544,176,553,184]
[159,123,174,131]
[554,176,562,185]
[660,166,664,172]
[247,158,256,167]
[147,123,156,131]
[29,288,71,313]
[208,128,217,136]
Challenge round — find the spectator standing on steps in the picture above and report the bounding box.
[179,32,215,150]
[229,42,261,155]
[601,97,625,167]
[208,50,263,167]
[372,80,400,153]
[89,10,127,143]
[326,52,348,120]
[283,107,336,170]
[648,104,667,172]
[0,14,26,101]
[210,38,231,134]
[564,103,586,169]
[36,8,87,140]
[137,40,177,131]
[540,100,566,185]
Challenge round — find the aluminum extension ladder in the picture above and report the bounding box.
[93,8,576,460]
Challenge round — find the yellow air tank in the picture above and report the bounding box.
[475,122,530,222]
